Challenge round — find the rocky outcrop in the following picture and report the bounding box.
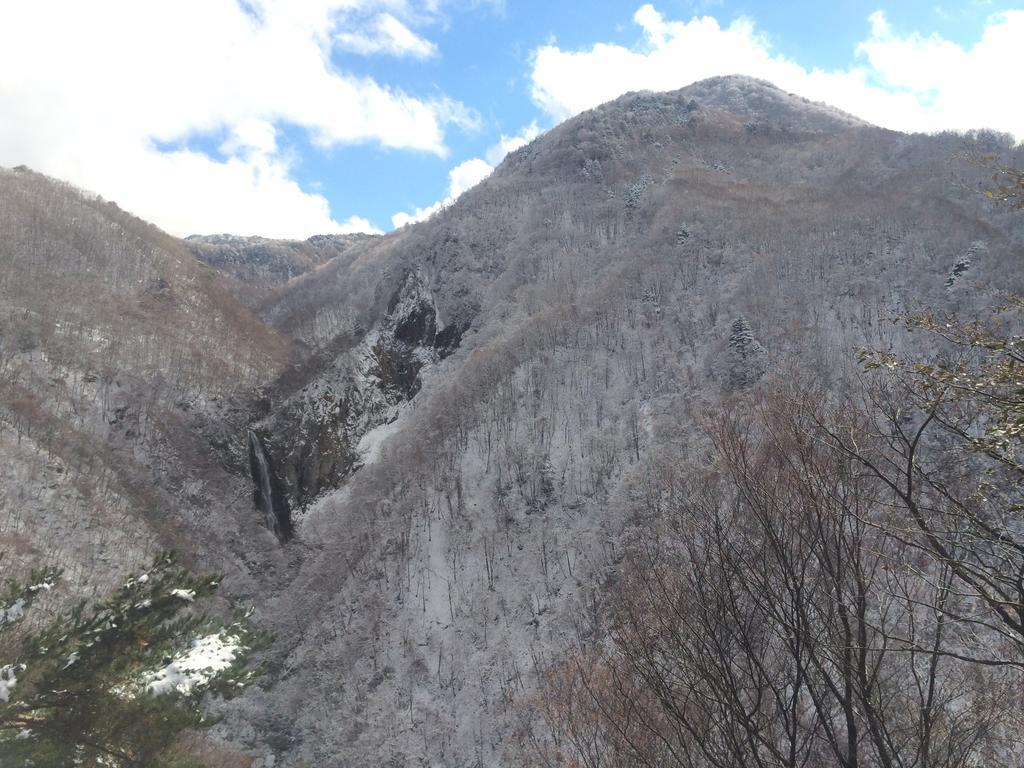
[946,240,986,289]
[244,270,459,531]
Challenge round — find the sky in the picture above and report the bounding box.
[0,0,1020,238]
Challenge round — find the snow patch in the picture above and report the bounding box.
[0,664,23,702]
[356,406,407,465]
[0,598,25,626]
[145,632,242,695]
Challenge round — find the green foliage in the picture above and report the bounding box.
[0,552,266,767]
[0,561,59,628]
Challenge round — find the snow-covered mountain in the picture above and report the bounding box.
[1,75,1022,765]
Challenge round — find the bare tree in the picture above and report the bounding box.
[527,384,1020,768]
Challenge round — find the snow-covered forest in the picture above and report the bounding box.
[2,76,1024,766]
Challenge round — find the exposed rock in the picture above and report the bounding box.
[248,429,292,541]
[946,240,987,289]
[243,270,453,523]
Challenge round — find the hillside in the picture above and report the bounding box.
[0,167,291,592]
[186,232,379,307]
[2,76,1023,765]
[229,76,1024,765]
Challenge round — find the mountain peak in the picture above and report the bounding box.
[492,75,878,188]
[582,74,872,136]
[679,74,870,126]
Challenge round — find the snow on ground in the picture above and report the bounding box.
[0,664,22,702]
[0,598,25,626]
[356,405,407,465]
[145,632,241,695]
[0,579,55,626]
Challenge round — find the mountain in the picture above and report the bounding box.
[0,167,294,598]
[186,232,378,306]
[2,76,1023,765]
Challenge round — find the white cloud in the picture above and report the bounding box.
[530,4,1024,139]
[448,158,495,198]
[392,122,543,228]
[0,0,468,237]
[392,158,492,228]
[485,120,542,165]
[336,13,438,58]
[219,118,279,158]
[338,215,383,234]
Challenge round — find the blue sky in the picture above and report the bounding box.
[0,1,1020,237]
[313,0,1021,231]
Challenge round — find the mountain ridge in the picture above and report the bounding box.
[1,77,1023,765]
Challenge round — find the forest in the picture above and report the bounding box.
[1,77,1023,766]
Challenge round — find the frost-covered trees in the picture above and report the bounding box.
[624,174,655,209]
[4,79,1024,766]
[527,385,1023,767]
[0,552,264,767]
[726,315,766,387]
[853,303,1024,662]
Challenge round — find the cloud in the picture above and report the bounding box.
[485,121,542,165]
[0,0,468,238]
[530,4,1024,139]
[337,215,383,234]
[392,158,493,228]
[336,13,438,58]
[392,122,543,228]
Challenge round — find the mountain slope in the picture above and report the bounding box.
[224,76,1024,765]
[186,232,379,309]
[0,167,290,591]
[1,76,1023,765]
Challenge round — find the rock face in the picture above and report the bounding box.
[946,240,986,289]
[247,428,292,541]
[2,76,1024,766]
[243,270,460,528]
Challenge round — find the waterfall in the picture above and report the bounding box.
[247,429,290,541]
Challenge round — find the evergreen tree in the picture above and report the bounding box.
[0,552,265,767]
[727,316,767,388]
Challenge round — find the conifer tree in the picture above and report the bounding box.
[0,552,265,767]
[727,315,766,387]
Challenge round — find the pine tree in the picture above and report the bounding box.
[727,316,767,388]
[0,552,265,767]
